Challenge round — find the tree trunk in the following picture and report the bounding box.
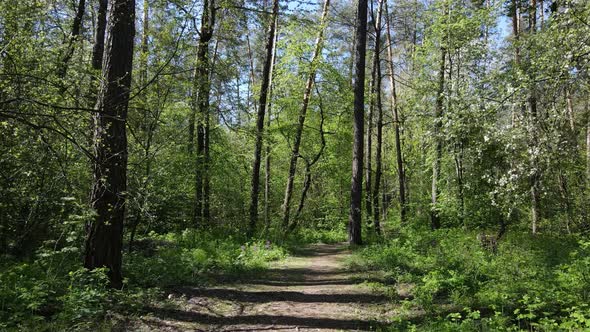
[566,88,575,132]
[385,0,407,224]
[281,0,330,229]
[349,0,368,245]
[91,0,108,71]
[248,0,279,237]
[365,56,374,227]
[454,143,465,227]
[84,0,135,289]
[529,0,541,235]
[587,100,590,189]
[371,0,384,235]
[192,0,216,227]
[264,17,279,230]
[58,0,86,78]
[586,100,590,224]
[129,0,149,253]
[430,46,445,230]
[290,85,327,232]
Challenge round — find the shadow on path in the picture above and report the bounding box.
[146,307,387,331]
[173,287,389,304]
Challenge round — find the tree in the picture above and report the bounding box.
[249,0,280,237]
[384,0,407,224]
[430,45,445,230]
[92,0,108,71]
[57,0,86,78]
[371,0,384,234]
[191,0,216,227]
[84,0,135,288]
[281,0,331,230]
[349,0,368,245]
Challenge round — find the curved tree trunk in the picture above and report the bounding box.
[281,0,330,230]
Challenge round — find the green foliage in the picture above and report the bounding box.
[287,227,347,245]
[125,230,287,288]
[0,230,288,330]
[352,229,589,330]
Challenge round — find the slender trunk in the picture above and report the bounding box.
[539,0,544,29]
[290,88,327,231]
[85,0,135,289]
[129,0,149,253]
[430,46,445,230]
[529,0,540,235]
[349,0,368,245]
[511,0,520,66]
[58,0,86,77]
[92,0,108,71]
[365,57,375,227]
[558,169,573,234]
[586,101,590,223]
[455,144,465,227]
[192,0,216,227]
[371,0,384,235]
[385,0,407,223]
[203,39,219,225]
[282,0,330,229]
[264,18,279,230]
[246,34,258,115]
[566,88,575,132]
[349,0,358,84]
[248,0,279,237]
[587,100,590,188]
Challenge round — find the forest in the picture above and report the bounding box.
[1,0,590,330]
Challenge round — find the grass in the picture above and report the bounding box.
[348,227,590,331]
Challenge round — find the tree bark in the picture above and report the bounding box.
[365,52,374,227]
[58,0,86,78]
[84,0,135,289]
[290,85,327,232]
[385,0,407,224]
[192,0,216,227]
[129,0,150,253]
[349,0,368,245]
[281,0,330,229]
[91,0,108,71]
[430,46,445,230]
[264,17,279,230]
[371,0,384,235]
[566,88,575,132]
[248,0,279,237]
[528,0,540,235]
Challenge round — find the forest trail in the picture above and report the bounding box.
[134,243,398,331]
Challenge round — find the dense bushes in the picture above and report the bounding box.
[0,229,287,330]
[351,228,590,331]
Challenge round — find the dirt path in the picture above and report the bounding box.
[135,243,396,331]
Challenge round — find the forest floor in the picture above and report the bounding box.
[128,243,404,331]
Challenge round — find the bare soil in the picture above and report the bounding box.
[131,243,399,332]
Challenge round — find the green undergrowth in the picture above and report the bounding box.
[350,228,590,331]
[0,228,289,331]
